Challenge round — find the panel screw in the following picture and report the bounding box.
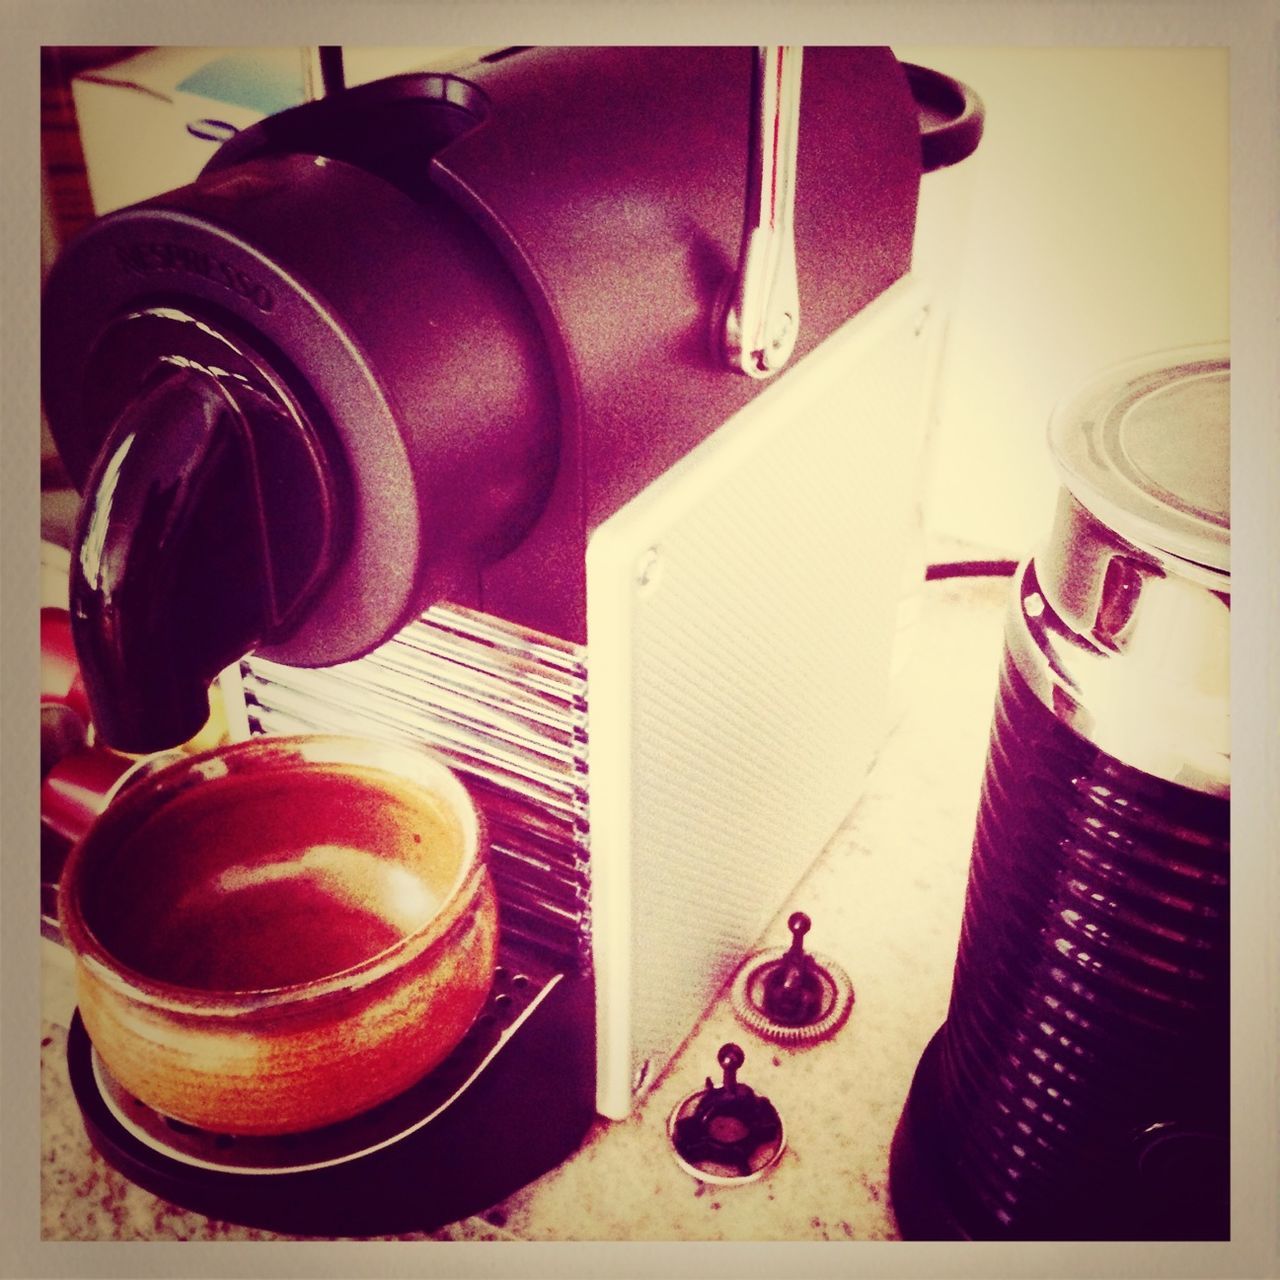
[636,547,663,593]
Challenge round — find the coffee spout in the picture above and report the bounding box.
[69,363,343,754]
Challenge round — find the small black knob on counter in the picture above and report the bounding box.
[668,1043,785,1183]
[730,912,855,1045]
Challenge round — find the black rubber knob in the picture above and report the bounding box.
[670,1043,784,1181]
[730,911,855,1045]
[717,1043,745,1086]
[760,912,826,1026]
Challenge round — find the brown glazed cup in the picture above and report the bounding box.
[57,734,498,1135]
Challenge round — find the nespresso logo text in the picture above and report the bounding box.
[117,242,276,313]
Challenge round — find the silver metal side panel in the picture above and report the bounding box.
[586,277,937,1118]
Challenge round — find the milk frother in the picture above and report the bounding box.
[890,347,1231,1241]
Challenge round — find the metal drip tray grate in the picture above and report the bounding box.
[92,950,562,1174]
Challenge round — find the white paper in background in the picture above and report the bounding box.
[895,46,1230,561]
[71,45,495,215]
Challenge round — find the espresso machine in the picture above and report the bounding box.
[41,45,983,1233]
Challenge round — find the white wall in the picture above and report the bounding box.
[896,46,1230,559]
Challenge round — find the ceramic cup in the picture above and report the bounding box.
[58,733,497,1135]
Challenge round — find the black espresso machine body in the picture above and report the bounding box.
[42,47,962,1234]
[43,46,922,739]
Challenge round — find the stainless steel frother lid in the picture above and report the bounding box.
[1048,345,1230,575]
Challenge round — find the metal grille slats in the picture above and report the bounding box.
[240,605,590,968]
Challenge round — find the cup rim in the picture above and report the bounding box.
[57,732,491,1019]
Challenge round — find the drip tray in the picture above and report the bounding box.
[93,953,561,1175]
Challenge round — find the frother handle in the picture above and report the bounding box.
[722,45,804,379]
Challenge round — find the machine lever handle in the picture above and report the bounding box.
[722,46,804,379]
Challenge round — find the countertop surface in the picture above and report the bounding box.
[39,569,1011,1245]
